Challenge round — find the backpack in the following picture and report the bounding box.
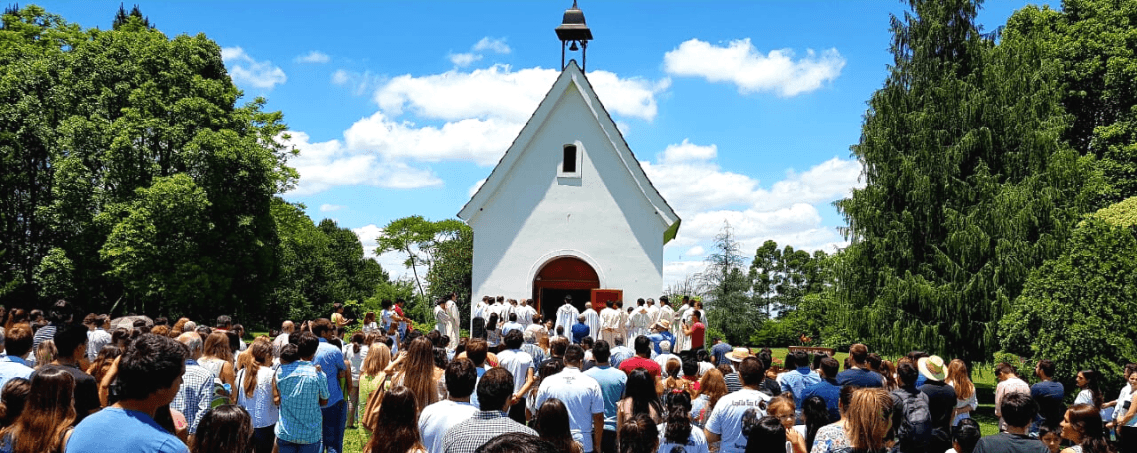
[890,388,931,452]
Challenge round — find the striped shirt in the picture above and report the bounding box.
[442,410,537,453]
[275,361,329,445]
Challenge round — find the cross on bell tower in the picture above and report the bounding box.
[555,1,593,70]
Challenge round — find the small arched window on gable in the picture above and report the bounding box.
[558,143,583,178]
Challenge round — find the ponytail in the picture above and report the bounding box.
[663,390,693,445]
[244,342,272,398]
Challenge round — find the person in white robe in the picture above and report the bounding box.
[599,300,622,345]
[554,297,580,336]
[659,297,679,351]
[615,301,630,345]
[630,299,652,340]
[646,298,660,327]
[433,298,451,341]
[518,299,537,326]
[582,305,601,340]
[445,294,461,349]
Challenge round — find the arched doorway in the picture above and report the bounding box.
[533,256,599,322]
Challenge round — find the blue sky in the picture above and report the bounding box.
[37,0,1057,287]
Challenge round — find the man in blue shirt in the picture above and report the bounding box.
[67,334,190,453]
[312,319,349,453]
[801,357,842,422]
[0,323,34,395]
[780,351,821,411]
[1031,359,1065,428]
[572,315,590,344]
[836,343,884,388]
[277,333,330,453]
[710,337,732,366]
[647,320,675,356]
[584,340,627,453]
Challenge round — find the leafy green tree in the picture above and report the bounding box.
[835,0,1096,362]
[1000,197,1137,388]
[425,221,472,329]
[699,222,759,345]
[749,240,780,317]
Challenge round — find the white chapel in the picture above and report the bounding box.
[457,2,680,322]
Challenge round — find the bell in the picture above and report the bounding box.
[569,41,579,51]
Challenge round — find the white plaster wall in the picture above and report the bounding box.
[467,81,667,314]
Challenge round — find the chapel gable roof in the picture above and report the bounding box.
[457,60,681,243]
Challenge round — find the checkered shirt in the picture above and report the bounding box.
[171,360,215,433]
[275,361,329,445]
[441,410,537,453]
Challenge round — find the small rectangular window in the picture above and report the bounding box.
[563,145,577,173]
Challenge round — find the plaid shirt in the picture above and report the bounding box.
[171,360,214,433]
[275,361,329,445]
[442,410,537,453]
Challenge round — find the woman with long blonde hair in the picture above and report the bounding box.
[0,367,76,453]
[387,337,444,412]
[945,359,976,426]
[199,332,236,402]
[843,388,894,453]
[691,368,727,429]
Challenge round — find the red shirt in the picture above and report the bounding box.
[618,356,662,378]
[690,322,706,349]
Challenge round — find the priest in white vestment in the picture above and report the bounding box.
[554,297,580,336]
[599,300,622,345]
[433,298,451,343]
[630,300,652,340]
[582,305,601,340]
[445,294,461,349]
[660,296,681,351]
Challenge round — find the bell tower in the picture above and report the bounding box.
[555,1,593,70]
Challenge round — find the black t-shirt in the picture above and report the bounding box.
[36,364,100,424]
[973,433,1049,453]
[919,380,958,430]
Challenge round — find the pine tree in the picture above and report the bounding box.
[835,0,1095,363]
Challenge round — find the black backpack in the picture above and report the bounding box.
[890,388,932,452]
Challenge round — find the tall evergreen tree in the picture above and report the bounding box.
[835,0,1096,362]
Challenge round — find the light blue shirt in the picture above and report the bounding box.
[314,338,346,406]
[275,361,330,444]
[779,368,822,409]
[501,321,524,336]
[0,355,33,397]
[67,407,188,453]
[584,365,626,431]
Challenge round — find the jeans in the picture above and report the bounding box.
[277,439,320,453]
[321,399,347,453]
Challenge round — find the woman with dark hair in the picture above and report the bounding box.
[235,341,278,453]
[192,405,254,453]
[801,396,829,451]
[485,313,502,352]
[0,367,76,453]
[1075,370,1104,409]
[1061,404,1114,453]
[362,312,379,334]
[363,386,425,453]
[618,369,664,433]
[86,345,122,407]
[386,337,445,411]
[811,385,857,453]
[0,379,30,429]
[618,413,659,453]
[658,391,708,453]
[745,415,789,453]
[200,332,237,402]
[534,398,583,453]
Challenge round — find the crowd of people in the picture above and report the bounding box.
[0,296,1129,453]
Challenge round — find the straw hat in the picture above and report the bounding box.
[727,347,751,362]
[654,320,671,331]
[918,355,947,381]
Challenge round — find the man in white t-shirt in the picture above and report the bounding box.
[420,358,480,453]
[705,356,772,453]
[535,344,604,453]
[496,330,536,423]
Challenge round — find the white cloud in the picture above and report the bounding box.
[473,37,511,54]
[295,51,330,64]
[319,204,344,212]
[663,38,845,97]
[449,52,482,67]
[376,64,668,123]
[221,47,287,89]
[468,179,486,198]
[282,131,443,195]
[331,69,381,96]
[344,112,524,166]
[646,139,862,289]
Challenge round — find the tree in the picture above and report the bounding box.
[425,222,472,330]
[375,216,438,298]
[1000,197,1137,389]
[699,222,759,345]
[0,6,296,325]
[835,0,1096,362]
[749,240,780,317]
[112,4,150,31]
